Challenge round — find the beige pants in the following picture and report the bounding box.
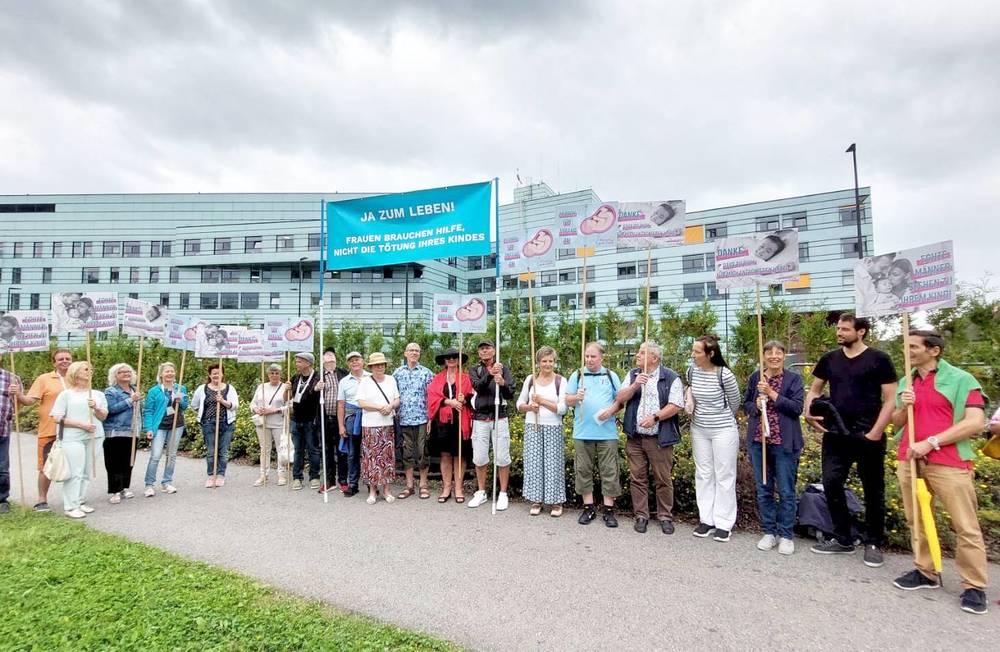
[256,425,290,475]
[897,462,988,590]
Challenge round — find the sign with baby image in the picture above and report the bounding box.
[122,298,168,340]
[500,227,557,274]
[0,310,50,353]
[854,240,956,318]
[51,292,119,333]
[714,229,800,290]
[194,323,246,359]
[164,316,200,351]
[616,200,686,249]
[554,202,620,251]
[431,294,487,333]
[265,317,315,352]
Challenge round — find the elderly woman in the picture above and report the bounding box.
[142,362,189,497]
[742,340,804,555]
[516,346,568,517]
[356,352,400,504]
[50,361,108,518]
[251,363,289,486]
[427,347,473,503]
[103,363,140,503]
[190,363,238,488]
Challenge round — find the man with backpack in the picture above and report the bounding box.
[566,342,623,528]
[615,341,685,534]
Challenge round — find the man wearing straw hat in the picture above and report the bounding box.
[287,352,323,491]
[889,329,989,615]
[468,339,514,511]
[0,365,23,514]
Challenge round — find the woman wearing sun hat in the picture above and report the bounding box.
[356,352,401,504]
[427,347,473,503]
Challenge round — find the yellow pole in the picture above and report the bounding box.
[164,350,187,476]
[643,245,653,374]
[130,336,144,466]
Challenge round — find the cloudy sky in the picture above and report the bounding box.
[1,1,997,280]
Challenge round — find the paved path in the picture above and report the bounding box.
[7,433,1000,650]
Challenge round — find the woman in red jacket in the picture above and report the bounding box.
[427,347,472,503]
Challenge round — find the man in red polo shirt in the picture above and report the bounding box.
[890,330,989,615]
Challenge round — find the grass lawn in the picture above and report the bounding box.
[0,507,459,651]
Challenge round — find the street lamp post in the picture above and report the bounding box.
[297,257,307,317]
[846,143,864,259]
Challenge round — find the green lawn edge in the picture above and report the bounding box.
[0,507,461,652]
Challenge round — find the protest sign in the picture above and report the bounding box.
[854,240,956,317]
[501,227,557,274]
[194,323,245,359]
[0,311,49,353]
[617,200,686,249]
[122,298,168,340]
[714,229,800,290]
[51,292,118,333]
[432,294,487,333]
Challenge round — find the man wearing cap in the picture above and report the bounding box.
[317,348,348,494]
[337,351,370,497]
[393,342,434,499]
[468,339,515,510]
[287,352,323,491]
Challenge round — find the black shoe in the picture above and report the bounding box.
[660,519,675,535]
[32,502,49,513]
[960,588,988,615]
[692,523,714,538]
[0,502,9,514]
[603,508,618,528]
[863,544,884,568]
[810,539,855,555]
[578,504,597,525]
[713,528,731,542]
[343,487,358,497]
[892,569,939,591]
[633,517,648,533]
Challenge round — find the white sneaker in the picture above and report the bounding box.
[144,486,156,498]
[254,476,266,487]
[778,537,795,555]
[161,484,177,494]
[467,490,488,508]
[277,475,288,487]
[122,489,135,499]
[65,508,86,519]
[79,504,95,514]
[496,492,509,511]
[384,494,396,504]
[109,493,122,504]
[366,494,377,505]
[757,534,777,551]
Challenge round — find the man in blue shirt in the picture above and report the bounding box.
[566,342,622,528]
[393,342,434,499]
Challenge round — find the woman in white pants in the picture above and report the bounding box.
[251,363,290,486]
[50,361,108,518]
[687,335,742,542]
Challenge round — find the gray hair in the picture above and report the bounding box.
[535,345,557,363]
[584,341,605,355]
[641,341,662,360]
[155,362,176,384]
[107,363,136,388]
[762,340,787,354]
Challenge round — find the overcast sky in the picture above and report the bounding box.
[1,1,997,281]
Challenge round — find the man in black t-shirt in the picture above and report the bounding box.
[287,352,323,491]
[804,314,897,568]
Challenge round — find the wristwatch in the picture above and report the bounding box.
[652,415,660,423]
[927,436,941,451]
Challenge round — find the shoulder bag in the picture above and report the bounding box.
[43,419,72,482]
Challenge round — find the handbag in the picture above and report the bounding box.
[43,419,72,482]
[983,434,1000,460]
[373,379,402,437]
[251,384,282,427]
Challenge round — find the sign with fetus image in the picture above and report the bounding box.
[576,202,620,250]
[854,240,956,318]
[265,317,315,352]
[714,229,800,290]
[0,310,49,353]
[617,200,686,249]
[194,322,246,359]
[432,294,487,333]
[51,292,118,333]
[122,298,168,340]
[164,316,201,351]
[501,227,556,274]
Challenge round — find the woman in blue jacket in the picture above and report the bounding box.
[104,363,140,503]
[142,362,189,497]
[742,340,804,556]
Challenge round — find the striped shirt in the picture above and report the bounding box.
[688,366,741,429]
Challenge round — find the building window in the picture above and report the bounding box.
[384,267,394,280]
[103,241,122,257]
[249,266,271,283]
[170,267,180,283]
[840,206,859,225]
[130,267,140,284]
[213,238,231,255]
[220,293,239,310]
[557,248,574,260]
[617,263,637,279]
[784,212,807,230]
[201,293,219,309]
[123,241,140,257]
[447,257,457,267]
[52,242,62,257]
[12,242,24,258]
[482,277,496,292]
[184,239,201,255]
[448,275,457,291]
[149,267,160,283]
[351,270,363,281]
[308,233,322,250]
[371,269,383,281]
[756,215,780,232]
[109,268,120,284]
[8,293,18,310]
[469,256,483,271]
[221,269,240,283]
[503,276,517,290]
[245,236,263,253]
[128,293,138,300]
[412,292,423,309]
[681,254,704,273]
[707,282,723,299]
[351,293,362,308]
[270,293,280,309]
[42,267,52,284]
[151,240,172,257]
[382,324,395,337]
[310,292,320,307]
[201,268,221,283]
[29,293,40,310]
[372,293,382,305]
[683,282,704,302]
[840,237,860,256]
[330,292,341,308]
[291,267,312,280]
[159,293,170,307]
[83,267,99,284]
[638,260,658,275]
[71,241,93,258]
[649,289,659,304]
[240,292,258,310]
[468,278,483,294]
[276,235,294,251]
[179,293,190,309]
[0,203,55,213]
[33,242,43,257]
[798,241,810,262]
[705,222,727,240]
[558,269,576,284]
[542,295,558,311]
[392,292,403,306]
[787,287,810,295]
[11,268,22,284]
[617,289,637,306]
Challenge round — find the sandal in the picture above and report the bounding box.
[550,505,564,518]
[455,493,466,504]
[529,503,543,516]
[419,487,431,500]
[438,487,452,503]
[398,487,415,500]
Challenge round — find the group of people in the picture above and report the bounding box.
[0,314,996,614]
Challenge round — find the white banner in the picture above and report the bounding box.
[854,240,956,317]
[0,310,49,353]
[617,200,686,249]
[500,227,556,274]
[236,329,283,363]
[122,298,168,340]
[432,294,487,333]
[577,202,620,250]
[265,317,314,353]
[51,292,118,333]
[715,229,800,290]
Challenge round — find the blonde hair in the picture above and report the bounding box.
[107,363,136,388]
[66,361,93,388]
[156,362,177,383]
[535,346,557,363]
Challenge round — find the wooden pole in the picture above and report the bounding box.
[9,352,25,505]
[755,284,767,483]
[85,331,92,365]
[88,371,96,480]
[643,245,653,374]
[902,312,921,551]
[130,336,145,466]
[527,275,537,381]
[579,253,588,377]
[212,357,222,485]
[164,350,186,476]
